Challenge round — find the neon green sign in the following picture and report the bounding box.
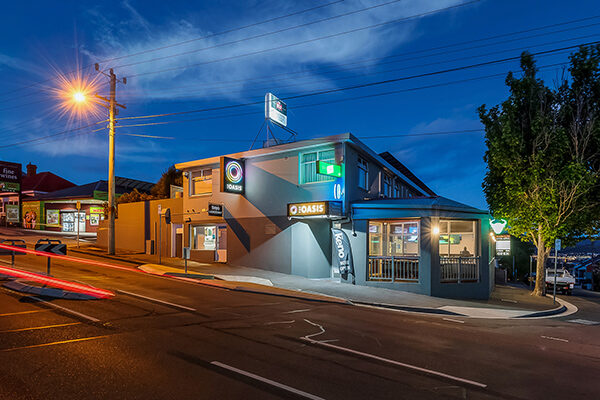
[316,161,342,178]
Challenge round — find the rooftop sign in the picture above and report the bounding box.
[0,161,22,193]
[316,160,342,178]
[265,92,287,127]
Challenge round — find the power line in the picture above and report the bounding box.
[0,0,344,99]
[126,1,479,79]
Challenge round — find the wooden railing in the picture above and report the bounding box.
[368,256,419,282]
[440,256,480,283]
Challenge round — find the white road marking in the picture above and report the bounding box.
[264,320,295,326]
[283,308,311,314]
[211,361,325,400]
[568,319,600,326]
[117,289,196,312]
[301,338,487,389]
[442,318,465,324]
[541,335,569,343]
[30,296,100,323]
[303,319,327,340]
[500,299,517,303]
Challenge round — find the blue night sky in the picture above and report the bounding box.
[1,0,599,209]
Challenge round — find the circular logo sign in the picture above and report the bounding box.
[289,205,298,215]
[226,161,243,184]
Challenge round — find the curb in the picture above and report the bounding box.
[69,249,143,265]
[2,279,99,300]
[351,300,466,316]
[514,305,566,318]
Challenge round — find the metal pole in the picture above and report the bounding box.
[76,211,80,248]
[47,257,51,276]
[529,256,532,288]
[513,255,515,281]
[107,69,117,255]
[158,215,162,265]
[553,247,558,304]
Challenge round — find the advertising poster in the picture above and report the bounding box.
[22,201,41,229]
[89,214,100,226]
[46,209,60,227]
[6,204,19,223]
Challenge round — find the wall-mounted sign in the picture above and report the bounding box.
[220,157,245,194]
[490,219,507,235]
[0,161,22,193]
[22,201,41,229]
[89,206,104,214]
[265,92,287,127]
[496,234,511,256]
[316,160,342,178]
[288,201,343,218]
[332,228,354,276]
[46,209,60,227]
[208,203,223,217]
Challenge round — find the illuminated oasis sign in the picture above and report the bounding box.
[220,156,245,194]
[287,201,343,218]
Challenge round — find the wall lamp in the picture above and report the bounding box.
[432,226,440,235]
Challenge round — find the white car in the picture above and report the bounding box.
[545,269,575,295]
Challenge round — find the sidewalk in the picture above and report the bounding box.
[72,246,574,319]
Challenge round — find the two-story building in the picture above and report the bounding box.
[175,133,492,299]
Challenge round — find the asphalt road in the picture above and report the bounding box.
[0,241,599,399]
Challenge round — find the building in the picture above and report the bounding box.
[174,133,492,299]
[22,177,153,234]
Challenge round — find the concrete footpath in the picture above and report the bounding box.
[71,247,577,319]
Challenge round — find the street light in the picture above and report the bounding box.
[73,92,86,103]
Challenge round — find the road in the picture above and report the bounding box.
[0,238,599,399]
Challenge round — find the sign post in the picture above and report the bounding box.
[35,239,67,276]
[76,201,81,248]
[553,238,561,304]
[0,239,26,265]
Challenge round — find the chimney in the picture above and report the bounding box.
[26,163,37,177]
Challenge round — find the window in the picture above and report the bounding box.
[368,220,420,257]
[382,175,392,198]
[358,157,368,190]
[393,181,400,198]
[190,168,212,196]
[300,149,335,184]
[438,220,478,257]
[192,225,216,250]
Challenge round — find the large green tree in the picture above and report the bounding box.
[479,47,600,296]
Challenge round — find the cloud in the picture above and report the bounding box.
[83,0,467,102]
[0,53,43,75]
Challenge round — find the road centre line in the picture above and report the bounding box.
[29,296,100,323]
[442,318,465,324]
[541,335,569,343]
[210,361,326,400]
[0,322,80,333]
[1,335,109,352]
[283,308,312,314]
[117,289,196,312]
[0,309,49,317]
[301,337,488,389]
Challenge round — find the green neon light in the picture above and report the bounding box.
[316,161,342,178]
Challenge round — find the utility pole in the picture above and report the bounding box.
[94,64,126,255]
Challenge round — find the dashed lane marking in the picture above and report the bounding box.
[283,308,311,314]
[211,361,326,400]
[541,335,569,343]
[442,318,465,324]
[1,335,109,352]
[0,309,49,317]
[117,289,196,312]
[29,296,100,323]
[567,319,600,326]
[0,322,80,333]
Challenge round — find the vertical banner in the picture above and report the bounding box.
[332,228,354,277]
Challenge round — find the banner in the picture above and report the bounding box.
[331,228,354,277]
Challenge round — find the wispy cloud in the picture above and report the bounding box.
[83,0,467,102]
[0,53,43,75]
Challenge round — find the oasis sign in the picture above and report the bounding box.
[220,156,245,194]
[287,201,342,217]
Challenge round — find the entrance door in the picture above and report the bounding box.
[216,225,227,263]
[76,212,86,233]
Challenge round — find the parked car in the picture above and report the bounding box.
[545,268,575,295]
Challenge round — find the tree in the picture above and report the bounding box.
[151,165,182,199]
[479,48,600,296]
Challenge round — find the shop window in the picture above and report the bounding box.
[190,168,212,196]
[193,225,217,250]
[368,220,419,257]
[438,220,478,257]
[358,157,368,190]
[300,149,335,184]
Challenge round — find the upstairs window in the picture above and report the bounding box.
[300,149,335,184]
[382,175,392,197]
[190,168,212,195]
[358,157,368,190]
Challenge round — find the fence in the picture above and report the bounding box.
[440,256,480,283]
[368,256,419,282]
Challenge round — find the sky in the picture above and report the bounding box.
[1,0,599,209]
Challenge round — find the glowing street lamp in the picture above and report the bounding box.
[73,91,86,103]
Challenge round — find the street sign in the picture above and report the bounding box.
[34,242,67,255]
[163,208,171,224]
[208,203,223,217]
[555,238,561,251]
[182,247,190,260]
[76,201,81,210]
[157,204,162,215]
[496,235,511,256]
